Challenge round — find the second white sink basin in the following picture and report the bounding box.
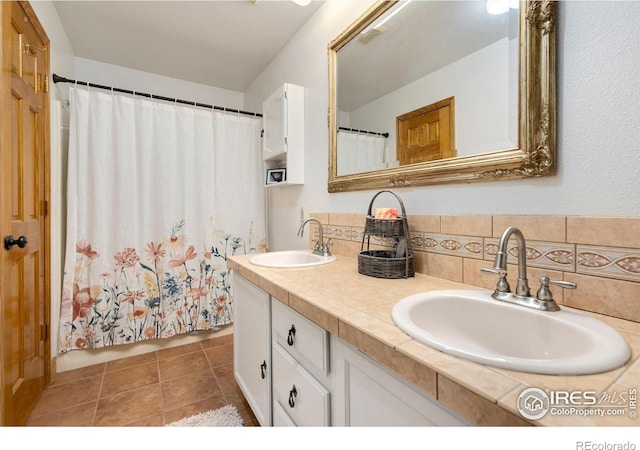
[249,250,337,268]
[392,290,631,375]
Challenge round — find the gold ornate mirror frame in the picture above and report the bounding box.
[328,0,556,193]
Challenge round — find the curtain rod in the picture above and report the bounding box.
[52,74,263,118]
[338,126,389,138]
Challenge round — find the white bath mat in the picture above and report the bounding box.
[165,405,244,427]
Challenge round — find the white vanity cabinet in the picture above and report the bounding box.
[232,272,470,427]
[232,274,271,426]
[271,299,331,426]
[262,83,304,186]
[330,336,470,426]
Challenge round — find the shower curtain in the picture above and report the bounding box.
[59,87,265,352]
[336,130,386,175]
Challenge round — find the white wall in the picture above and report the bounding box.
[245,0,640,252]
[74,58,245,110]
[347,37,517,159]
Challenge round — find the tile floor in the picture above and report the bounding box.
[25,334,259,426]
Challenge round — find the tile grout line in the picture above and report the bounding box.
[201,341,230,405]
[156,350,168,425]
[91,363,108,426]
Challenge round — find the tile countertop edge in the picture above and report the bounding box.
[228,254,640,427]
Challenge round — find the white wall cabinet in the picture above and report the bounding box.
[262,83,304,186]
[233,274,469,427]
[232,274,272,426]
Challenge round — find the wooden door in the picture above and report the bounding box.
[0,1,50,425]
[397,97,455,165]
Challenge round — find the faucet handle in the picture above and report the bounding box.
[481,267,507,276]
[536,276,577,302]
[322,239,333,256]
[481,267,510,293]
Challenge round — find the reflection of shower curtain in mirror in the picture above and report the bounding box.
[337,130,386,175]
[59,87,265,352]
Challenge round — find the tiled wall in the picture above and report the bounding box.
[309,213,640,323]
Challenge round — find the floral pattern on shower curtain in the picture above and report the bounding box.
[59,87,265,352]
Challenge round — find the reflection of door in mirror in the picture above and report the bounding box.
[397,97,455,165]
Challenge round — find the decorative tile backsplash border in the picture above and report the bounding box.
[576,245,640,282]
[421,233,484,260]
[311,213,640,323]
[484,238,576,272]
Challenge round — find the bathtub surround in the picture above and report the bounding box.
[60,86,265,351]
[49,58,251,370]
[312,213,640,324]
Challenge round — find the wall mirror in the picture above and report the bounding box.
[328,0,556,192]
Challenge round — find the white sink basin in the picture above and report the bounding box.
[249,250,337,268]
[392,289,631,375]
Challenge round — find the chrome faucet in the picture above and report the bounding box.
[297,218,332,257]
[482,226,576,312]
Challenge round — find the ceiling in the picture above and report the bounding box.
[53,0,324,92]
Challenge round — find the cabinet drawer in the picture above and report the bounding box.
[272,299,329,375]
[272,343,330,426]
[273,401,297,427]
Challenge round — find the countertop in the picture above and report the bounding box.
[228,253,640,426]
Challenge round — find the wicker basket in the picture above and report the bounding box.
[363,216,404,237]
[358,250,415,279]
[358,190,414,279]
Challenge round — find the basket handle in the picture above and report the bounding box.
[366,190,408,219]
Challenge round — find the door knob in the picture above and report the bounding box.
[4,235,28,250]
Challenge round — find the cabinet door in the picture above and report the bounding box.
[262,83,304,186]
[331,336,469,427]
[273,395,297,427]
[232,274,272,426]
[263,85,286,161]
